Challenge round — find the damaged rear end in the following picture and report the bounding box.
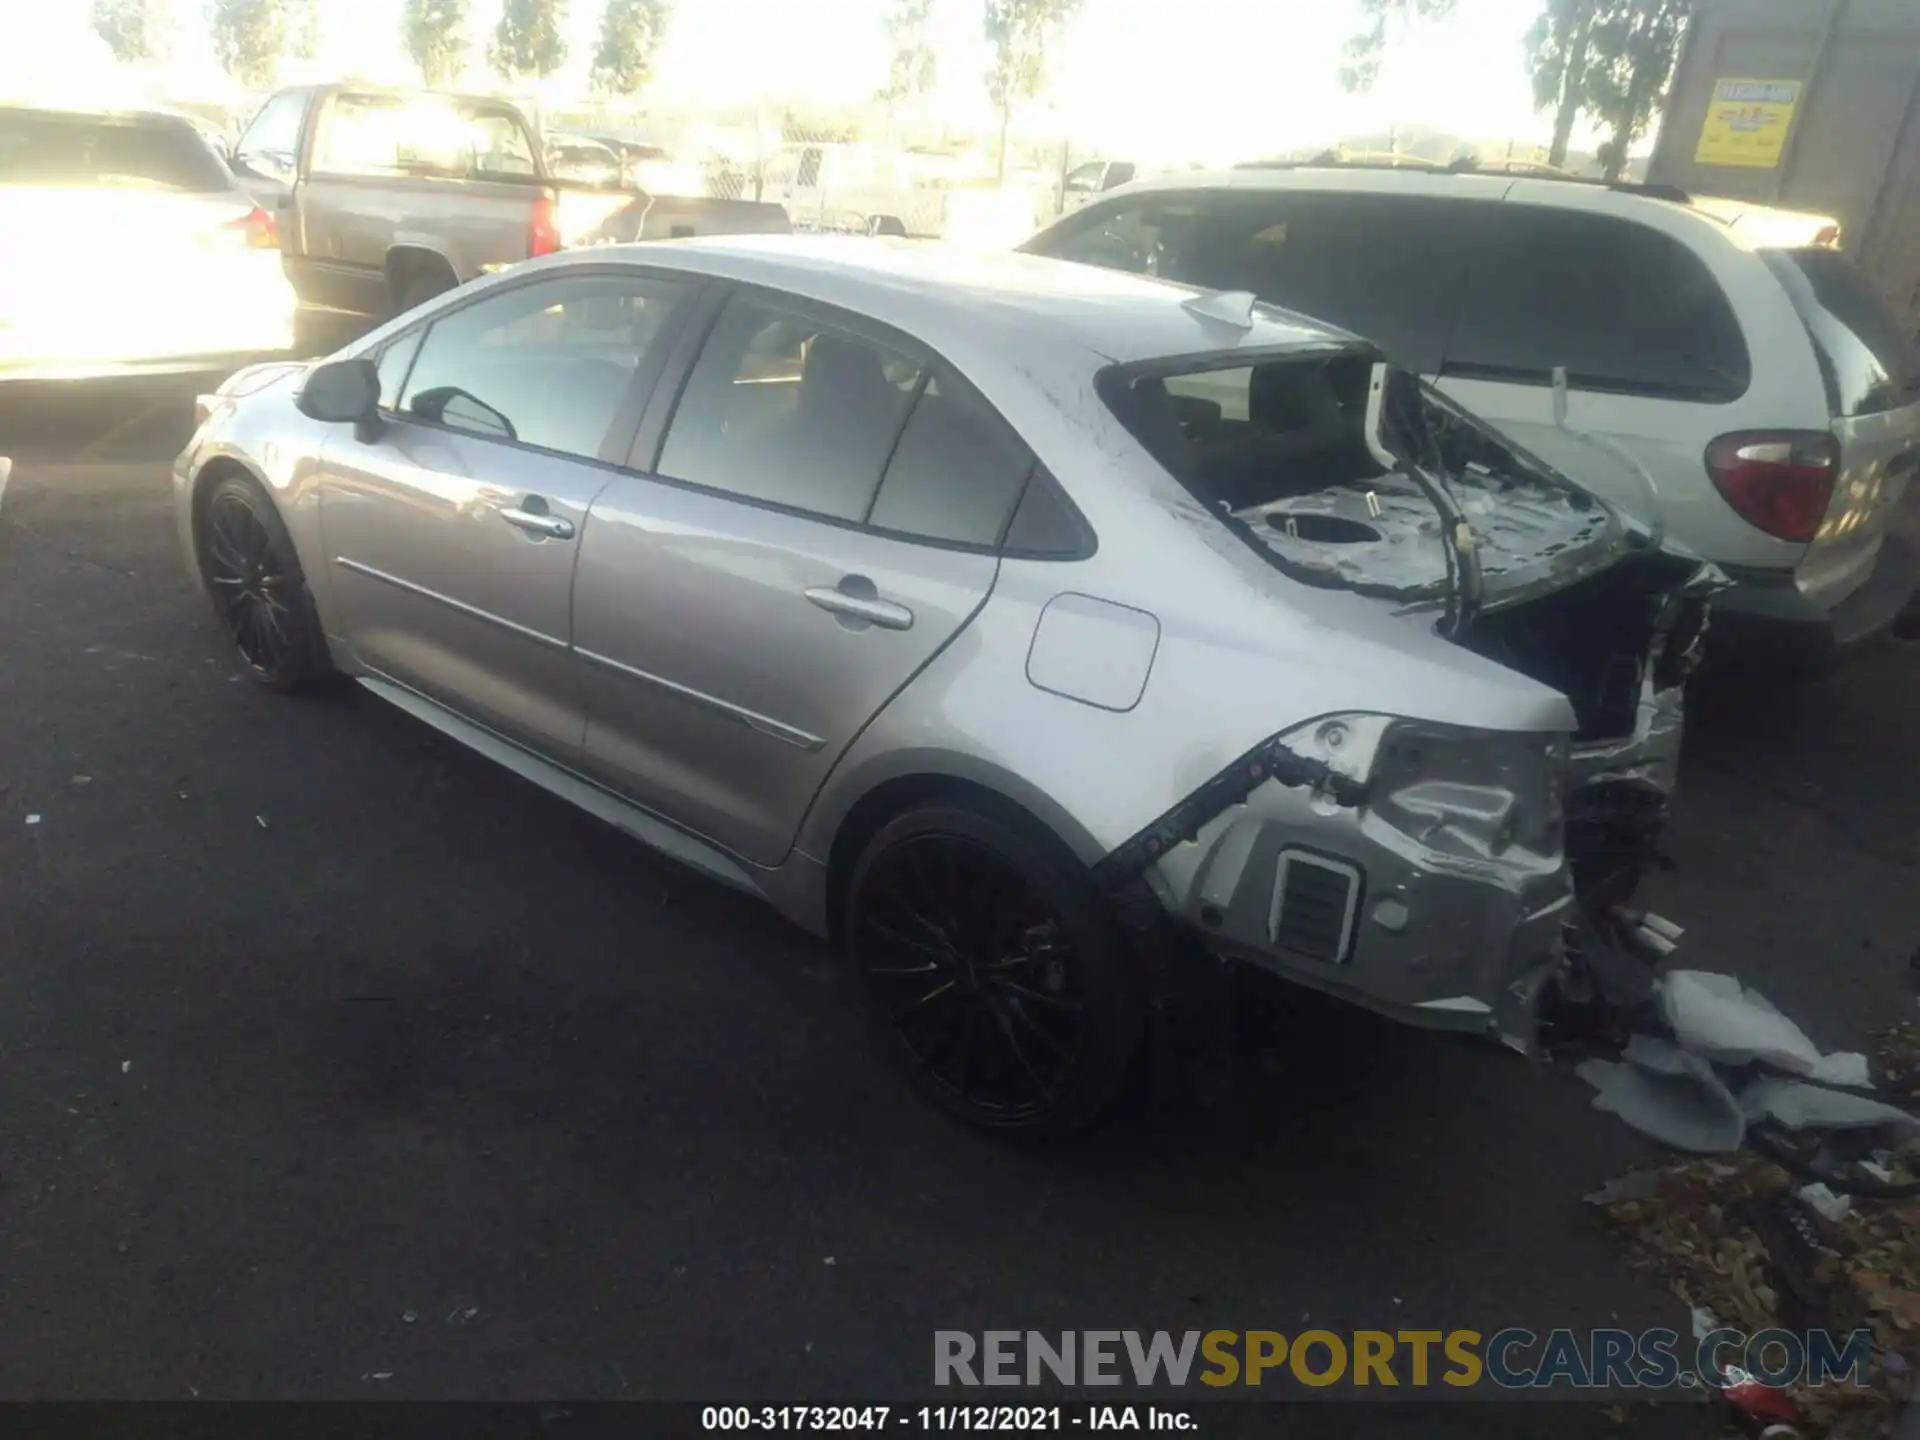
[1096,335,1723,1047]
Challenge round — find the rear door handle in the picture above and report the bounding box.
[804,585,914,631]
[501,507,575,540]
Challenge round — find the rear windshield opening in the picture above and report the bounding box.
[0,110,231,193]
[1097,351,1619,606]
[1761,247,1920,418]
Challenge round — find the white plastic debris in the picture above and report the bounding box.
[25,814,41,825]
[255,815,268,829]
[1584,1170,1662,1206]
[1577,1034,1745,1153]
[120,1061,130,1074]
[1659,970,1824,1074]
[1579,971,1905,1154]
[1741,1076,1920,1135]
[1796,1182,1853,1223]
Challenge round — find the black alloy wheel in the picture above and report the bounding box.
[847,802,1145,1136]
[197,474,326,692]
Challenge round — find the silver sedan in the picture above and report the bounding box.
[175,237,1715,1135]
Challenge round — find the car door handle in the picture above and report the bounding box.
[804,586,914,631]
[500,507,575,540]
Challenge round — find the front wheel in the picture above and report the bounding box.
[846,799,1147,1137]
[196,473,330,693]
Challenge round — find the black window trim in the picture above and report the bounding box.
[628,277,1099,560]
[368,262,705,472]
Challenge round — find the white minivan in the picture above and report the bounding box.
[1025,167,1920,667]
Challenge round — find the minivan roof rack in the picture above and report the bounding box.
[1229,157,1693,205]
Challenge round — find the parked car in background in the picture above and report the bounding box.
[226,83,635,318]
[174,237,1713,1134]
[1025,167,1920,668]
[1056,158,1135,217]
[0,102,295,380]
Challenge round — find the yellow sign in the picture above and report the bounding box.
[1695,78,1803,167]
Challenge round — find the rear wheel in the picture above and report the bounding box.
[846,800,1146,1137]
[196,473,330,693]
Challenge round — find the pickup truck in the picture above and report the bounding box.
[224,84,657,317]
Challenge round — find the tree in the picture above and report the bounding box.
[490,0,569,81]
[290,0,321,61]
[983,0,1081,180]
[1340,0,1456,93]
[402,0,469,87]
[210,0,288,89]
[877,0,937,125]
[1584,0,1689,179]
[591,0,671,96]
[1524,0,1600,168]
[91,0,165,63]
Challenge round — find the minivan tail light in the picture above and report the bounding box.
[529,193,562,257]
[1704,430,1839,543]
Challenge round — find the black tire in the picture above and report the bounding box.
[845,798,1147,1138]
[196,472,331,693]
[393,265,454,317]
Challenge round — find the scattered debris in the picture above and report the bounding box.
[361,1371,393,1382]
[70,775,91,787]
[25,814,40,826]
[255,815,268,829]
[402,1310,418,1325]
[823,1256,836,1266]
[1588,1023,1920,1435]
[447,1306,479,1326]
[120,1061,130,1075]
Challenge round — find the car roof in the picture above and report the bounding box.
[1091,164,1802,253]
[568,233,1358,363]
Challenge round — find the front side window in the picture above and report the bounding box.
[469,111,537,179]
[395,274,684,458]
[658,297,922,522]
[1446,208,1751,402]
[1034,198,1202,280]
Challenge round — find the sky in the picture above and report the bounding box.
[2,0,1608,161]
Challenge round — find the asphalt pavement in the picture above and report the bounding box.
[1,338,1917,1415]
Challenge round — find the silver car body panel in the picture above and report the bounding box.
[176,237,1696,1045]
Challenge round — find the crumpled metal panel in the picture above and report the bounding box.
[1145,715,1575,1051]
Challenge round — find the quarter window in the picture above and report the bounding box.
[658,298,923,522]
[868,372,1035,546]
[1446,208,1751,402]
[395,275,683,458]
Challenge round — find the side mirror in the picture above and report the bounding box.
[296,357,381,433]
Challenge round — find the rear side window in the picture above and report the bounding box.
[1761,248,1920,417]
[867,372,1035,546]
[1446,208,1751,403]
[1182,193,1485,374]
[0,109,230,193]
[658,297,923,522]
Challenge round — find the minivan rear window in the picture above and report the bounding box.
[1760,248,1920,418]
[1445,207,1752,403]
[0,109,231,193]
